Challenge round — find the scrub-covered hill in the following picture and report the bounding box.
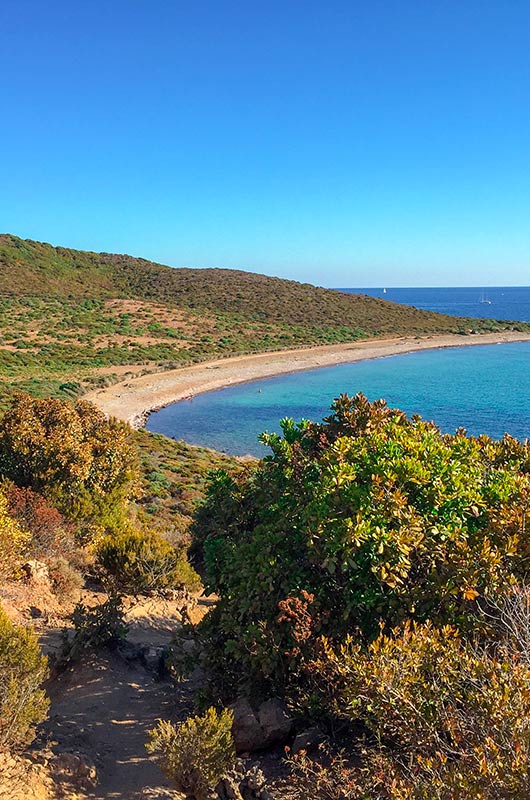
[0,233,524,405]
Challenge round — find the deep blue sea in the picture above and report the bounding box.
[146,287,530,456]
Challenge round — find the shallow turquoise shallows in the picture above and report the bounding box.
[146,340,530,456]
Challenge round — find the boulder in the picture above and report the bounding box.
[22,559,49,583]
[216,775,244,800]
[257,698,294,747]
[216,763,274,800]
[142,645,165,673]
[232,697,294,753]
[231,699,264,753]
[291,726,325,755]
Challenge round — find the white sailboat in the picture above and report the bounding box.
[479,289,492,305]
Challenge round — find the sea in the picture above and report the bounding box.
[146,287,530,456]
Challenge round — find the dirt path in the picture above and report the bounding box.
[46,654,178,798]
[36,595,214,799]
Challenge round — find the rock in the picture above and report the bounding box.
[216,763,274,800]
[142,645,165,672]
[291,726,325,754]
[216,775,244,800]
[232,698,294,753]
[117,639,144,663]
[231,699,264,753]
[49,751,98,790]
[182,637,198,655]
[131,790,179,799]
[22,559,49,582]
[257,698,294,747]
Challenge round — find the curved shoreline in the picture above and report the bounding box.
[84,331,530,429]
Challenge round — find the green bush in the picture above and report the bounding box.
[96,530,201,595]
[0,607,49,751]
[195,393,530,692]
[59,594,128,665]
[147,707,235,798]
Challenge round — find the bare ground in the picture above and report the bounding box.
[2,583,214,799]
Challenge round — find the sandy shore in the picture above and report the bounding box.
[84,331,530,429]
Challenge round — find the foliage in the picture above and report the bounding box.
[281,745,379,800]
[3,483,75,561]
[0,394,138,529]
[0,607,49,752]
[133,428,248,536]
[195,393,530,691]
[147,707,235,798]
[96,529,201,594]
[304,621,530,798]
[59,595,128,665]
[0,490,29,582]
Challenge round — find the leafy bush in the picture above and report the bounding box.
[195,393,530,691]
[0,395,138,529]
[281,745,378,800]
[0,607,49,751]
[0,489,29,582]
[59,595,128,665]
[307,621,530,798]
[147,707,235,798]
[96,530,201,594]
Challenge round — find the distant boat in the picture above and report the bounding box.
[479,290,492,305]
[383,288,387,294]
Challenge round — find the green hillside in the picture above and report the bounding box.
[0,234,525,406]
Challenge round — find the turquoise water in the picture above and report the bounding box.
[146,340,530,456]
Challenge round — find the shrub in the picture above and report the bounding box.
[147,707,235,798]
[195,393,530,691]
[96,530,201,595]
[47,557,84,601]
[0,607,49,751]
[0,394,138,529]
[59,594,128,665]
[281,745,379,800]
[308,621,530,797]
[0,490,29,582]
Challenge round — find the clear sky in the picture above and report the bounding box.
[2,1,530,287]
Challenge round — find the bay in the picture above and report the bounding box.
[147,287,530,456]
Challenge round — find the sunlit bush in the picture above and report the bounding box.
[307,621,530,798]
[147,707,235,798]
[96,529,201,594]
[195,393,530,690]
[0,490,29,582]
[0,394,138,530]
[0,607,49,752]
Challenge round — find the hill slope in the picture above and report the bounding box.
[0,234,525,406]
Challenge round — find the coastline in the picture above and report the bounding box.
[84,331,530,429]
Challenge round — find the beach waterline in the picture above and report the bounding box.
[84,331,530,454]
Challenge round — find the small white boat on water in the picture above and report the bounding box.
[479,290,492,305]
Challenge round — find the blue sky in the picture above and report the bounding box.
[2,1,530,286]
